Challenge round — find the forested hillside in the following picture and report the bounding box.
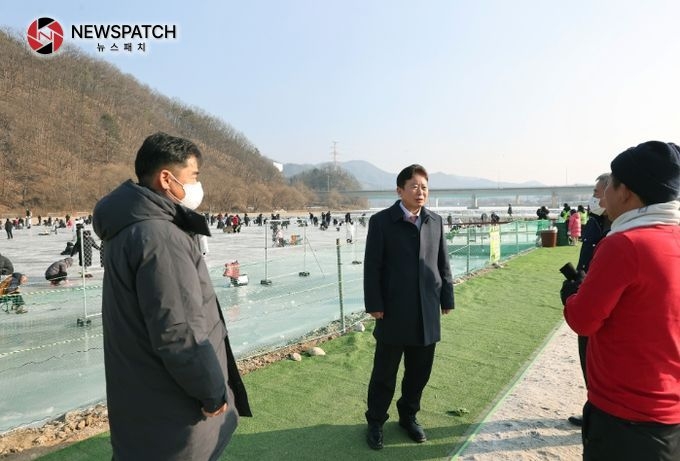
[0,28,363,215]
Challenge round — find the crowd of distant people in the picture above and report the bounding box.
[0,201,601,316]
[202,209,366,247]
[0,207,371,313]
[537,202,594,245]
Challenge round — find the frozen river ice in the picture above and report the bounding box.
[0,218,369,432]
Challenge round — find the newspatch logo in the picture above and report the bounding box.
[27,17,64,54]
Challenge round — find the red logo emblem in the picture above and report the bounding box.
[27,18,64,55]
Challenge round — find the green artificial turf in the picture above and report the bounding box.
[39,246,579,461]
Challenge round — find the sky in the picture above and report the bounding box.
[3,0,680,186]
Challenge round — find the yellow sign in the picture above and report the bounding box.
[489,225,501,263]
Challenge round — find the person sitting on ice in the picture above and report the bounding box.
[0,272,28,313]
[223,261,248,286]
[60,241,75,255]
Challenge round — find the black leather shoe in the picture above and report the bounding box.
[366,424,383,450]
[568,415,583,427]
[399,418,427,443]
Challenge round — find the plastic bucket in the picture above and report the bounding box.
[540,229,558,248]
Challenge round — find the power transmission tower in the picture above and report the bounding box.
[331,141,339,171]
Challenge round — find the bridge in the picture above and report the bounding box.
[333,185,594,208]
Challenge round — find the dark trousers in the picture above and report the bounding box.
[365,341,436,425]
[577,335,588,387]
[583,401,680,461]
[46,271,67,283]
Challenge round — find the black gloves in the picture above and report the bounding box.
[560,270,585,305]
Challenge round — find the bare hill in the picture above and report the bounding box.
[0,28,315,216]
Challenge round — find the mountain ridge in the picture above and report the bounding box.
[0,28,320,214]
[283,160,545,190]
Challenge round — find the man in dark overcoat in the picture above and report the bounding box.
[363,164,454,450]
[93,132,251,461]
[0,253,14,275]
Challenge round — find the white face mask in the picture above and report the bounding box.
[588,196,605,216]
[170,175,204,210]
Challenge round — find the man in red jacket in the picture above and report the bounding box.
[562,141,680,460]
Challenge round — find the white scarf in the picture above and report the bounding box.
[608,200,680,235]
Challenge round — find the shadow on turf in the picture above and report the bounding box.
[223,421,470,460]
[42,423,466,460]
[40,418,580,460]
[227,417,579,459]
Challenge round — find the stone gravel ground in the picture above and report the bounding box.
[453,321,584,460]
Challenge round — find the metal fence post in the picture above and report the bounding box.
[466,226,471,274]
[299,223,310,277]
[336,238,345,332]
[76,226,89,326]
[261,223,272,285]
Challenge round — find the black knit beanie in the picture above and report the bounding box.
[610,141,680,205]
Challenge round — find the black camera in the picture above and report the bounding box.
[559,262,579,281]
